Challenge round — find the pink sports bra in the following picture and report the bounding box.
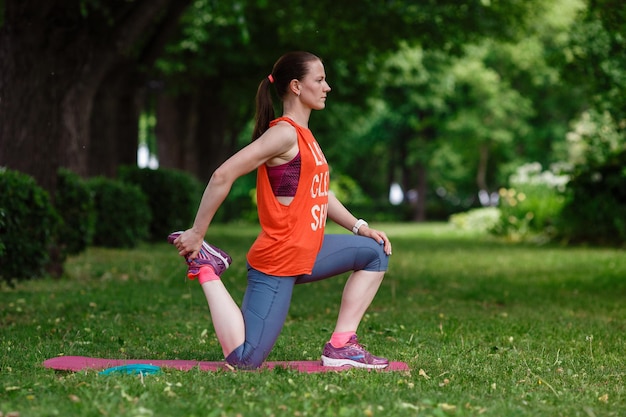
[266,152,301,197]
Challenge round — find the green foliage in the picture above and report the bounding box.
[328,169,409,223]
[55,168,95,256]
[565,0,626,125]
[491,163,568,242]
[152,0,548,215]
[216,171,258,223]
[449,207,501,233]
[330,173,371,206]
[342,1,592,220]
[87,176,151,248]
[565,110,624,167]
[0,168,60,283]
[560,152,626,245]
[553,1,626,246]
[345,202,411,223]
[558,110,626,245]
[0,224,4,260]
[562,160,626,245]
[118,166,202,241]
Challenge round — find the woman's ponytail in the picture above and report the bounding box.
[252,77,274,141]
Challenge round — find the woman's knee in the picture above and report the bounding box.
[360,239,389,272]
[225,344,266,370]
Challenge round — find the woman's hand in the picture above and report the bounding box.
[358,225,392,256]
[173,229,204,260]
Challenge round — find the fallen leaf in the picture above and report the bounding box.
[439,403,457,412]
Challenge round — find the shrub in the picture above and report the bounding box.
[87,176,151,248]
[491,163,568,242]
[216,172,257,223]
[558,110,626,245]
[559,150,626,245]
[330,174,371,206]
[117,166,202,241]
[449,207,500,233]
[0,218,4,259]
[55,168,96,255]
[0,168,60,283]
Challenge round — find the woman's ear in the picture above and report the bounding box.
[289,79,301,97]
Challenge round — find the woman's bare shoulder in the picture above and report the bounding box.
[262,120,298,149]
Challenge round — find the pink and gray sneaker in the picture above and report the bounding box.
[321,334,389,369]
[167,231,232,279]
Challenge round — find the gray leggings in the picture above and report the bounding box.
[225,234,389,369]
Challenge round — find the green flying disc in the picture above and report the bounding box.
[99,364,161,376]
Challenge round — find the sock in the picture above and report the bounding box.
[330,331,356,348]
[194,266,220,285]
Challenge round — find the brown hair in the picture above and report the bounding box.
[252,51,321,140]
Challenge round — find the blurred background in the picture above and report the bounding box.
[1,0,625,280]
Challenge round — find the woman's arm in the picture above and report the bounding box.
[173,123,297,259]
[327,193,392,256]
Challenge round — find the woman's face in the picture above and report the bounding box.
[298,60,331,110]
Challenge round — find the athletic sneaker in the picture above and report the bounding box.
[167,231,232,279]
[321,335,389,369]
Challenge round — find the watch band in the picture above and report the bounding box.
[352,219,368,235]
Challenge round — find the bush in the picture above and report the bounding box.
[558,110,626,245]
[0,168,60,283]
[55,168,96,255]
[449,207,500,233]
[491,163,568,242]
[216,171,257,223]
[559,150,626,245]
[87,176,151,248]
[118,166,202,241]
[0,218,4,259]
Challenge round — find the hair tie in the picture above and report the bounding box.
[267,74,274,84]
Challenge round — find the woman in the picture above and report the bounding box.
[170,51,392,370]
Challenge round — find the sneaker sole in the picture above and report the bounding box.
[199,241,231,269]
[321,356,389,369]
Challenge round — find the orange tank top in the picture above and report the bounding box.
[246,117,330,276]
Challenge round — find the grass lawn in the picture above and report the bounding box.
[2,222,626,416]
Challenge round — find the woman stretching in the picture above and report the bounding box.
[170,51,392,370]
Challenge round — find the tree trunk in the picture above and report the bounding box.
[476,142,490,192]
[0,3,88,194]
[0,0,190,194]
[93,0,194,178]
[413,163,428,222]
[0,48,64,194]
[156,92,200,175]
[194,83,242,183]
[89,63,143,178]
[156,81,245,183]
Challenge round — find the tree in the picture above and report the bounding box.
[556,0,626,244]
[366,46,454,221]
[338,1,588,220]
[350,44,533,221]
[0,0,191,195]
[444,46,534,196]
[153,0,546,185]
[1,0,546,201]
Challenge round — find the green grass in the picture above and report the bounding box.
[2,223,626,416]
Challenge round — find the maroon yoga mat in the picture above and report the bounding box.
[43,355,410,374]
